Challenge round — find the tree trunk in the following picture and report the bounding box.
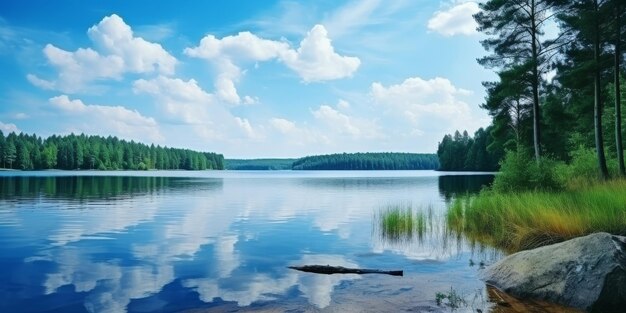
[595,0,610,180]
[531,0,542,162]
[615,6,625,176]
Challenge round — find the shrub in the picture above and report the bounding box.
[492,149,562,193]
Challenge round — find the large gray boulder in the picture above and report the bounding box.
[483,232,626,312]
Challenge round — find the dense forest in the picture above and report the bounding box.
[438,0,626,176]
[437,128,502,171]
[225,159,295,170]
[292,153,439,170]
[0,131,224,170]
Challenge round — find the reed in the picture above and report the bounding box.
[377,203,433,243]
[447,179,626,252]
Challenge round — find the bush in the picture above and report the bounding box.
[492,149,563,192]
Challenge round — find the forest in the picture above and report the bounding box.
[292,153,439,170]
[225,159,295,170]
[0,131,224,170]
[437,0,626,176]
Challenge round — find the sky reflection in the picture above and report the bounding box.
[0,171,494,312]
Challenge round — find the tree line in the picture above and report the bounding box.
[225,159,295,170]
[0,131,224,170]
[292,152,439,170]
[439,0,625,178]
[437,128,502,171]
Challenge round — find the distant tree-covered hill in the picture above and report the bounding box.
[292,153,439,170]
[0,131,224,170]
[225,159,295,170]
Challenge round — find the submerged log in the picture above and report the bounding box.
[288,265,403,276]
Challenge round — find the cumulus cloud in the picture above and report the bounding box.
[281,25,361,82]
[184,31,288,61]
[268,117,329,147]
[28,14,176,93]
[312,105,361,136]
[133,76,260,140]
[269,118,297,134]
[337,99,351,110]
[0,121,19,133]
[371,76,486,139]
[312,104,382,139]
[48,95,163,142]
[427,2,479,36]
[185,24,360,104]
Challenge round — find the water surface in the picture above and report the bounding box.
[0,170,498,312]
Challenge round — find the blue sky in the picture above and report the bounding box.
[0,0,494,158]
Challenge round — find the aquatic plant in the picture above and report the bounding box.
[435,287,466,309]
[375,203,436,243]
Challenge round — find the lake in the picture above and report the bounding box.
[0,170,498,312]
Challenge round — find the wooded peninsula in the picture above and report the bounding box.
[0,132,224,170]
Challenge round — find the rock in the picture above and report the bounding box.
[482,232,626,312]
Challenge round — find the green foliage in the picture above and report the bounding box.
[491,149,563,193]
[448,179,626,252]
[375,204,433,243]
[557,145,601,185]
[225,159,295,170]
[292,152,439,170]
[435,287,466,308]
[0,132,224,171]
[437,127,500,171]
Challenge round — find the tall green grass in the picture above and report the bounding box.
[447,179,626,252]
[376,203,432,243]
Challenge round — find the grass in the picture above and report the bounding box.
[447,179,626,252]
[435,287,467,309]
[376,203,432,243]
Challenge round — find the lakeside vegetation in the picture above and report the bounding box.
[225,158,295,170]
[292,152,439,170]
[0,131,224,170]
[448,179,626,252]
[437,0,626,252]
[447,147,626,252]
[376,204,429,243]
[438,0,626,176]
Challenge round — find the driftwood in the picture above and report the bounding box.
[288,265,403,276]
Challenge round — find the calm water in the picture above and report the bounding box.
[0,171,497,313]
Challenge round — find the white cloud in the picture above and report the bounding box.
[0,121,19,133]
[133,76,260,141]
[269,118,297,134]
[49,95,163,142]
[184,31,288,61]
[242,95,258,105]
[87,15,176,74]
[185,24,360,104]
[215,72,242,104]
[133,76,214,125]
[371,76,486,138]
[337,99,351,110]
[13,113,29,120]
[184,254,360,309]
[281,25,361,82]
[26,73,55,90]
[312,104,382,140]
[268,117,329,147]
[427,2,479,37]
[312,105,361,136]
[29,14,176,93]
[135,23,176,42]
